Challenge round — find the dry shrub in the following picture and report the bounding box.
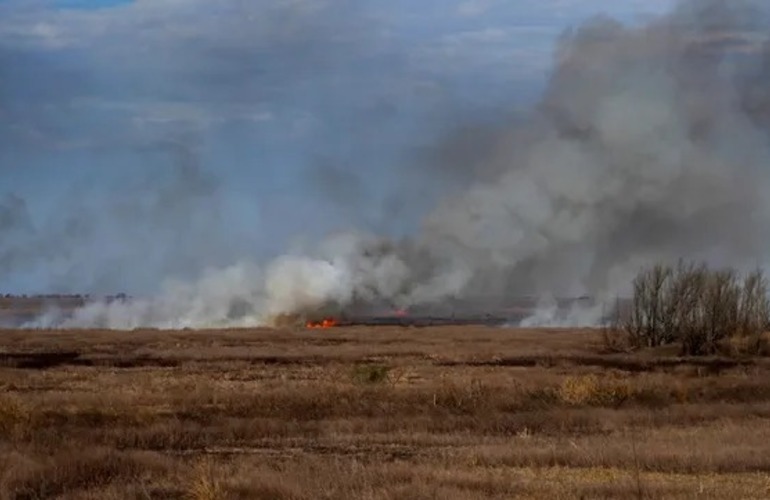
[558,375,632,407]
[185,458,226,500]
[0,395,32,439]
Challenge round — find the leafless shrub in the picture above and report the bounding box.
[621,261,770,356]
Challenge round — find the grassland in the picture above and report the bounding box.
[0,326,768,499]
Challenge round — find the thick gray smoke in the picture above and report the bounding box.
[417,1,770,303]
[18,0,770,328]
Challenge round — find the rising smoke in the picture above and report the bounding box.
[418,1,770,303]
[10,0,770,328]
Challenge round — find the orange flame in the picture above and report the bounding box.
[305,317,339,329]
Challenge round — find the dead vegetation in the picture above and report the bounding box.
[0,326,769,498]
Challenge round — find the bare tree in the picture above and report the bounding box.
[622,261,769,356]
[625,264,673,348]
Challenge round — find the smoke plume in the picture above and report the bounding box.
[11,0,770,328]
[417,1,770,305]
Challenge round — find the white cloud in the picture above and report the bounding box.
[409,24,558,80]
[457,0,498,18]
[0,0,374,146]
[0,0,681,151]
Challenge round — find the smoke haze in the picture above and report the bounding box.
[4,0,770,328]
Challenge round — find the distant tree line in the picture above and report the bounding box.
[1,293,129,301]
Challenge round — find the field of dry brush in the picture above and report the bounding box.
[0,326,769,499]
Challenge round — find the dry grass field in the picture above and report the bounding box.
[0,326,769,499]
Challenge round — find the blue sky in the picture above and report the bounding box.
[53,0,132,8]
[0,0,676,293]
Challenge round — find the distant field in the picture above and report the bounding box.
[0,295,598,328]
[0,326,769,499]
[0,296,111,326]
[0,296,88,311]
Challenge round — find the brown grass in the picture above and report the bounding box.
[0,326,769,498]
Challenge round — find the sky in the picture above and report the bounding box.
[0,0,676,294]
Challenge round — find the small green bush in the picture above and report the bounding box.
[350,363,390,385]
